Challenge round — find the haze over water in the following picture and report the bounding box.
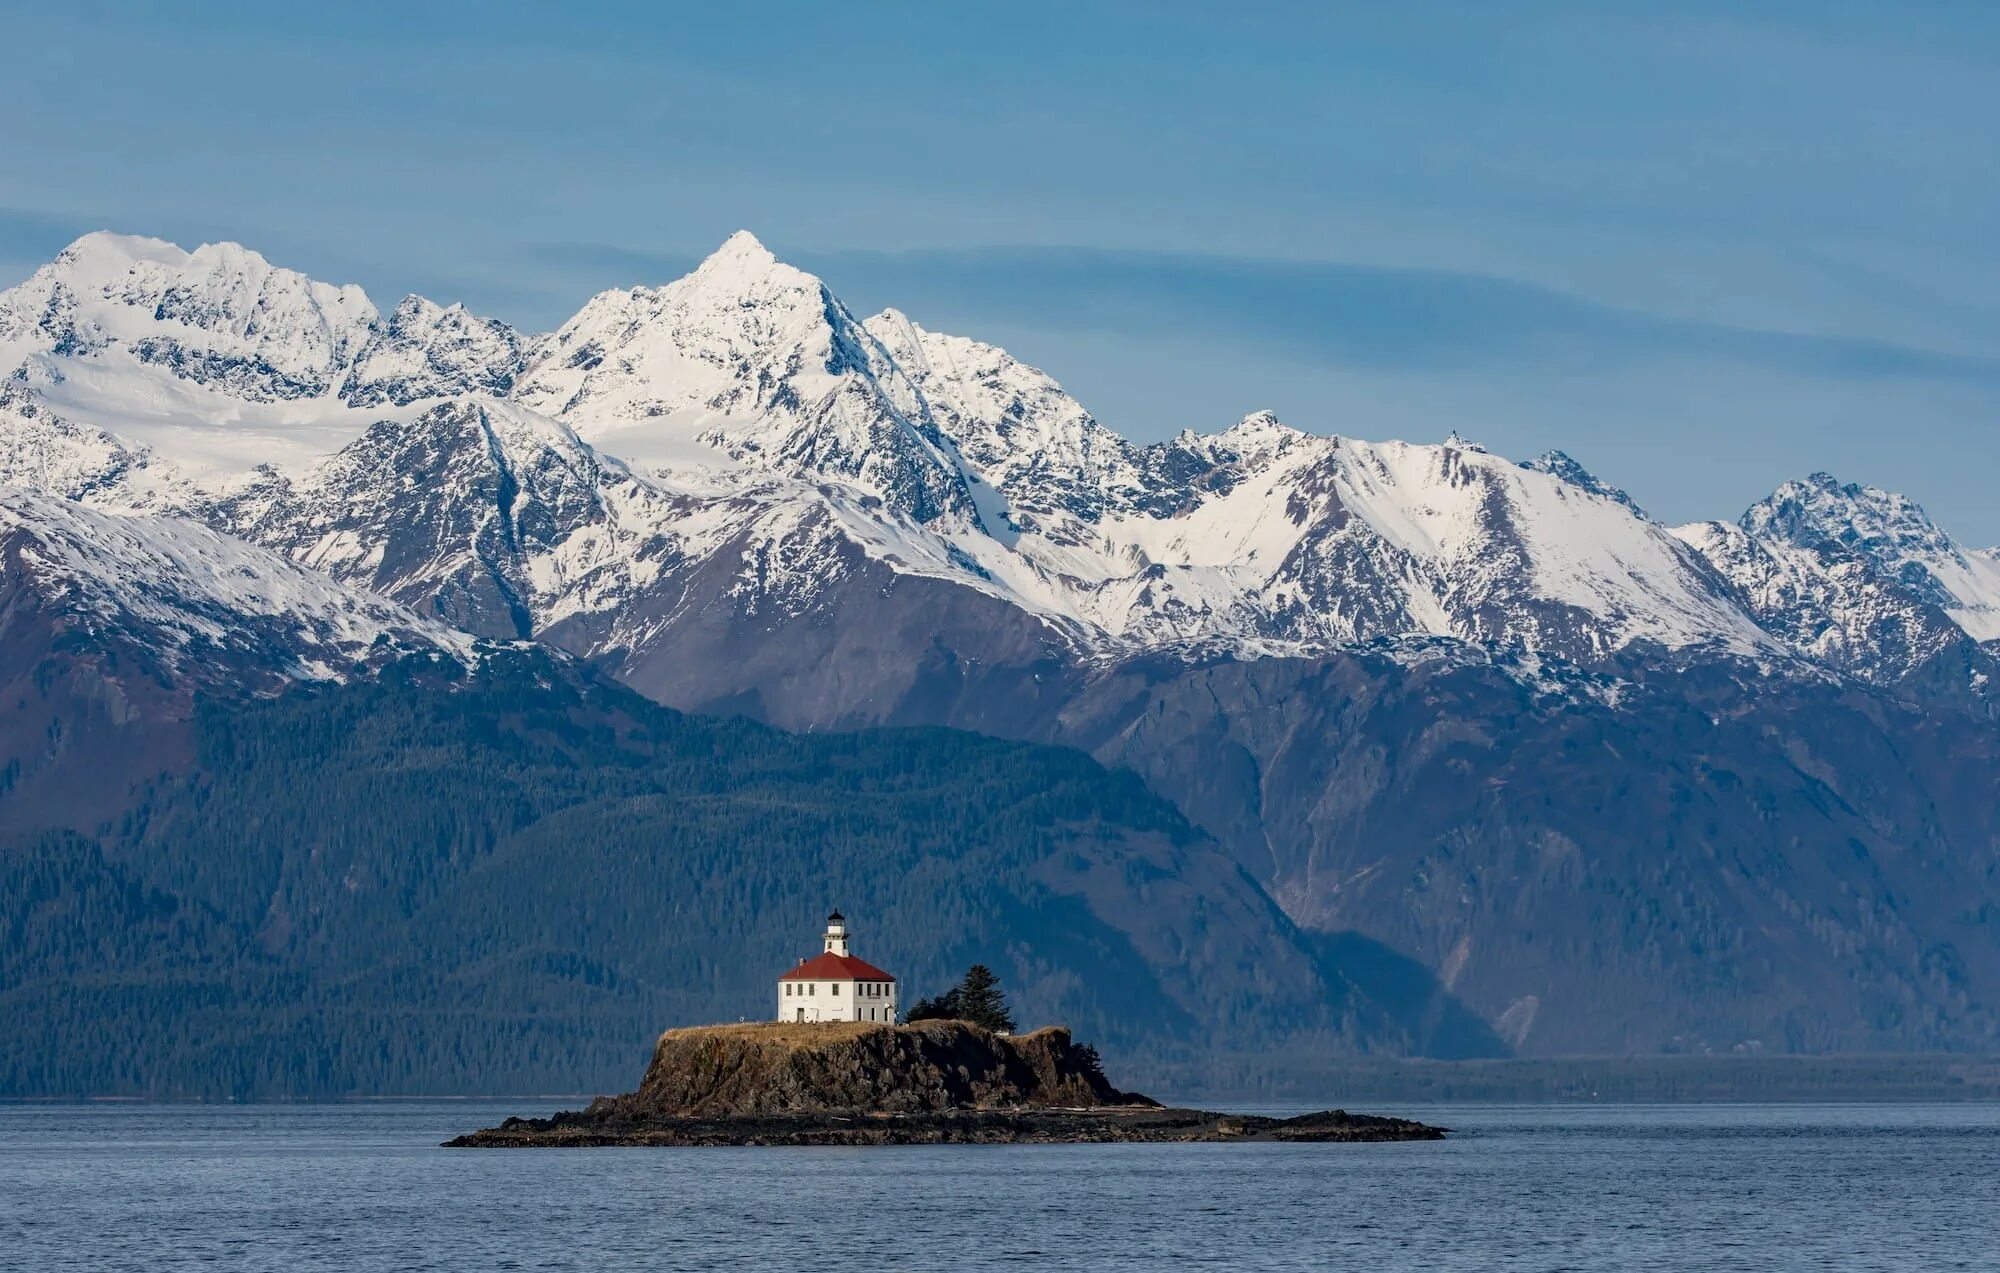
[4,1102,1996,1270]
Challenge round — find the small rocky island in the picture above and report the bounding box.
[445,1020,1444,1147]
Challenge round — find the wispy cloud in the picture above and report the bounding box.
[796,244,2000,388]
[514,241,700,287]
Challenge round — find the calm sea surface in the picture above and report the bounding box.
[2,1102,1996,1271]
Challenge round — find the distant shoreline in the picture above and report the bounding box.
[1128,1054,2000,1105]
[10,1055,2000,1106]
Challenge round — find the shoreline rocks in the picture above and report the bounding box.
[443,1020,1445,1148]
[446,1105,1444,1147]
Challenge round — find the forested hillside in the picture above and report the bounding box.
[0,656,1498,1099]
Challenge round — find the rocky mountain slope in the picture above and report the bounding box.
[3,229,1997,1058]
[0,485,472,682]
[1675,473,2000,685]
[0,482,480,840]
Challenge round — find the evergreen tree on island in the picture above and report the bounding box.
[907,963,1016,1032]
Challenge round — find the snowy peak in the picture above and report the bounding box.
[1522,450,1647,517]
[1208,410,1315,469]
[1745,473,1953,563]
[0,233,546,487]
[342,295,526,408]
[1741,473,2000,642]
[1673,472,2000,682]
[0,232,377,402]
[515,228,868,424]
[1673,515,1968,680]
[1,231,523,415]
[1253,434,1766,656]
[861,309,1141,527]
[515,232,976,523]
[688,228,784,285]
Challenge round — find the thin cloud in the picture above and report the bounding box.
[796,244,2000,388]
[515,241,701,288]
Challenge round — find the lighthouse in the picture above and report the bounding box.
[776,911,899,1024]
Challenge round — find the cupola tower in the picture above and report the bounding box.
[777,911,897,1024]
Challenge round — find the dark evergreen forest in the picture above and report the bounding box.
[1,656,1498,1099]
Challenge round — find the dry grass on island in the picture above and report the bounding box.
[446,1019,1445,1147]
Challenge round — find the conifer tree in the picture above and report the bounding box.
[955,964,1015,1033]
[904,989,961,1022]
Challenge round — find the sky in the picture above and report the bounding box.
[3,1,1997,538]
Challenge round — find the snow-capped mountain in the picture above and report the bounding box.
[513,231,981,527]
[862,307,1152,531]
[342,294,526,408]
[0,227,1989,692]
[0,232,520,490]
[0,232,374,404]
[0,485,472,687]
[1743,473,2000,643]
[859,308,1759,659]
[6,228,2000,1060]
[1675,473,2000,684]
[219,396,703,641]
[957,411,1774,659]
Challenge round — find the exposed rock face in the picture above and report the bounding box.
[445,1020,1445,1146]
[0,486,473,687]
[608,1020,1139,1117]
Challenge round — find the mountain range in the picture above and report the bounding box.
[3,229,1998,1088]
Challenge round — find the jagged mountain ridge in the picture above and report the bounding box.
[11,227,1983,678]
[1673,474,2000,686]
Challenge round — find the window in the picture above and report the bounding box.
[784,984,791,996]
[832,983,840,996]
[809,984,815,996]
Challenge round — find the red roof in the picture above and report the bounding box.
[778,952,897,982]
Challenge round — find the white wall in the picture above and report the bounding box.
[775,979,900,1023]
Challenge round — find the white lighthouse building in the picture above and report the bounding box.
[777,911,899,1024]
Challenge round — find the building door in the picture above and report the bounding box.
[796,1008,804,1022]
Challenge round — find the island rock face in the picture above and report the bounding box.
[446,1021,1444,1147]
[617,1021,1138,1116]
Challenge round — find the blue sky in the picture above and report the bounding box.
[4,1,1997,537]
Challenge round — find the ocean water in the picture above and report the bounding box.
[2,1102,1996,1271]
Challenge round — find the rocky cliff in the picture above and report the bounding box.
[447,1020,1444,1146]
[603,1020,1143,1117]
